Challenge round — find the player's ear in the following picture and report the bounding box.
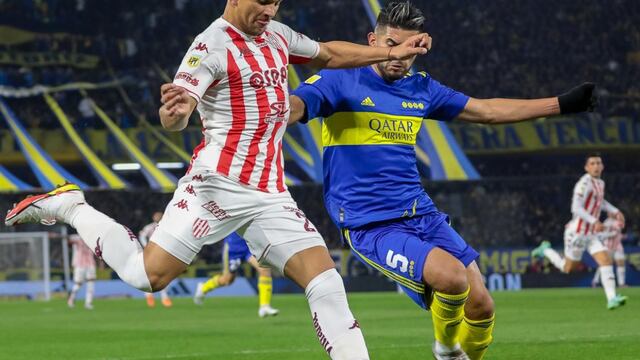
[367,32,377,47]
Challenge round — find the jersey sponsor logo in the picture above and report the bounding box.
[186,55,201,68]
[249,66,288,90]
[194,42,209,53]
[349,320,361,330]
[402,101,425,110]
[323,112,422,147]
[360,97,376,107]
[369,117,416,142]
[175,72,199,86]
[192,174,204,182]
[202,201,231,221]
[192,218,210,239]
[265,101,289,124]
[304,74,321,84]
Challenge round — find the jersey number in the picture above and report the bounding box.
[386,250,409,273]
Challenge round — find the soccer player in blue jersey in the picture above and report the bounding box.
[194,232,279,318]
[290,2,598,359]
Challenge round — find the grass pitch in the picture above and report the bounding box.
[1,288,638,359]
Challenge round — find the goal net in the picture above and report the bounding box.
[0,232,53,300]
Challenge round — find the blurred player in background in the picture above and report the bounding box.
[194,232,279,317]
[291,2,599,359]
[5,0,433,357]
[67,233,96,310]
[532,154,627,309]
[139,212,172,308]
[591,214,627,288]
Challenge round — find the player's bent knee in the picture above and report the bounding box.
[424,251,468,294]
[467,291,495,320]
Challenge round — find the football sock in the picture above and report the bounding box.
[617,266,626,286]
[599,265,616,301]
[431,287,470,348]
[458,314,495,360]
[85,280,94,306]
[68,283,80,302]
[258,275,273,307]
[202,275,221,294]
[66,204,152,292]
[543,248,566,272]
[305,269,369,360]
[160,289,170,300]
[592,268,601,285]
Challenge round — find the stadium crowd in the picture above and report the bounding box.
[0,1,639,255]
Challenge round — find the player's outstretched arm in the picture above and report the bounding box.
[288,95,306,125]
[457,83,597,124]
[159,83,197,131]
[310,33,431,69]
[602,200,625,226]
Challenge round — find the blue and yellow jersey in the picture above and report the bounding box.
[293,66,469,228]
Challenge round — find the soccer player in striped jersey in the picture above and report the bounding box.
[290,2,598,359]
[67,234,97,310]
[5,1,433,358]
[532,154,627,309]
[591,215,627,288]
[138,212,172,308]
[194,232,279,318]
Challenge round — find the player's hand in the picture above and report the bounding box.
[389,33,432,60]
[159,83,194,131]
[557,82,598,114]
[614,212,625,228]
[593,221,604,233]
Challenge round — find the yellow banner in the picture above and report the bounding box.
[0,52,99,69]
[448,116,640,154]
[0,127,202,165]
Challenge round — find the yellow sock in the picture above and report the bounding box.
[258,275,272,307]
[430,287,470,348]
[201,275,221,294]
[459,314,495,360]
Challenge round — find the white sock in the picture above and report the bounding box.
[599,265,616,301]
[543,248,566,271]
[66,204,152,292]
[616,265,626,286]
[85,281,94,306]
[592,268,600,285]
[305,269,369,360]
[69,283,80,302]
[160,289,169,300]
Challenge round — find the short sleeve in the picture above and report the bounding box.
[424,77,469,121]
[271,21,320,64]
[292,70,342,123]
[173,36,223,102]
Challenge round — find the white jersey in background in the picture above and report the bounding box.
[172,18,320,193]
[70,234,96,269]
[566,174,618,236]
[139,222,159,247]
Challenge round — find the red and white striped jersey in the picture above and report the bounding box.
[70,234,96,268]
[173,18,320,193]
[567,174,618,235]
[138,222,159,247]
[601,218,624,251]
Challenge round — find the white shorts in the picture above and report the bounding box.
[73,267,96,283]
[151,170,326,273]
[563,228,608,261]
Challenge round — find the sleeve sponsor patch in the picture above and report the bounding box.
[186,55,202,68]
[304,74,322,84]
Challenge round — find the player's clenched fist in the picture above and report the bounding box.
[159,83,195,131]
[389,33,432,60]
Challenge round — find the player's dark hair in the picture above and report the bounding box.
[376,1,425,32]
[585,152,602,163]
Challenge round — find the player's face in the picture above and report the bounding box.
[235,0,282,36]
[584,156,604,178]
[368,26,420,81]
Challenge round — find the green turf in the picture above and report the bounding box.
[0,288,638,359]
